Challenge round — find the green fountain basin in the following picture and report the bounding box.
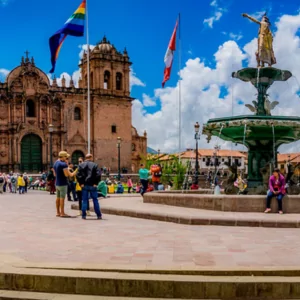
[203,115,300,147]
[203,115,300,187]
[232,67,292,85]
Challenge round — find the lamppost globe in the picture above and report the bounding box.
[194,122,200,134]
[49,124,54,133]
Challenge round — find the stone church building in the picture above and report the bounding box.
[0,37,147,173]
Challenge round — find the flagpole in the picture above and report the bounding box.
[86,0,91,154]
[178,13,182,159]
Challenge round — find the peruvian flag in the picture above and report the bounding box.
[162,20,178,88]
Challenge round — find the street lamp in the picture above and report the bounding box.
[194,122,201,184]
[49,124,54,167]
[117,137,121,181]
[213,144,221,182]
[157,149,160,162]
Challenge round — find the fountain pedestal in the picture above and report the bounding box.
[247,141,275,187]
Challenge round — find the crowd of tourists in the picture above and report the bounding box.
[0,155,287,215]
[0,172,32,194]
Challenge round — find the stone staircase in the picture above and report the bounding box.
[1,266,300,299]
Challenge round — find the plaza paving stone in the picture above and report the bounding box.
[1,190,300,269]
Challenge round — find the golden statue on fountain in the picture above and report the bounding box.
[242,12,276,68]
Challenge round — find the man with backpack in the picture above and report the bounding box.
[76,154,102,220]
[10,174,17,193]
[150,164,162,191]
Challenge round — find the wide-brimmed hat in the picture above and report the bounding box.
[58,151,70,158]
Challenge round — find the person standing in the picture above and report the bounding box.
[67,163,77,201]
[0,173,4,194]
[75,158,90,216]
[53,151,76,218]
[47,167,56,195]
[265,168,286,214]
[10,174,17,193]
[23,173,28,193]
[17,174,25,194]
[151,164,162,191]
[138,164,150,196]
[127,176,133,193]
[76,154,102,220]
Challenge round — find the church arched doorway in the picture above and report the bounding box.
[21,134,42,172]
[71,150,85,164]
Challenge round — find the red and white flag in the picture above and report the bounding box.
[162,20,178,88]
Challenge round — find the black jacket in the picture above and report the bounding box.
[76,161,101,186]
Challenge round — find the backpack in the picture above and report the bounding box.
[0,176,3,184]
[11,177,16,184]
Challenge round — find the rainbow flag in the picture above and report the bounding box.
[49,0,86,73]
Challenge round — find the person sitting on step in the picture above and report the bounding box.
[265,168,286,214]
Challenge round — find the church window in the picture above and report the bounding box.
[74,107,81,121]
[132,143,136,151]
[111,125,117,133]
[104,71,111,89]
[116,72,123,90]
[26,99,35,117]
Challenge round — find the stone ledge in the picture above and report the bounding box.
[144,193,300,213]
[71,204,300,228]
[3,268,300,299]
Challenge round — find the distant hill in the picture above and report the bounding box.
[147,147,158,154]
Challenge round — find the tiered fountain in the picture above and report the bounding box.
[202,12,300,190]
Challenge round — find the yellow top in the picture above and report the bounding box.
[74,168,81,191]
[17,177,25,187]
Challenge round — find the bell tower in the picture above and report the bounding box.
[79,36,131,97]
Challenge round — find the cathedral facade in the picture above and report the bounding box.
[0,37,147,173]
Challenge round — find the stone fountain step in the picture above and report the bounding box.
[143,192,300,213]
[0,290,197,300]
[3,266,300,299]
[70,197,300,228]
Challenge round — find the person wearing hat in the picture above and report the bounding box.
[76,153,102,220]
[53,151,77,217]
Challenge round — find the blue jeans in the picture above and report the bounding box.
[82,186,101,218]
[19,186,24,194]
[266,191,284,211]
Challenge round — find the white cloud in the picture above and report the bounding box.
[130,69,145,90]
[203,0,225,28]
[229,32,243,41]
[132,12,300,154]
[251,11,266,20]
[0,68,9,82]
[78,44,96,60]
[142,93,156,107]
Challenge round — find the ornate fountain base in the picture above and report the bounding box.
[203,115,300,188]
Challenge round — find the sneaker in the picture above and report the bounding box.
[86,211,91,216]
[279,210,283,214]
[82,217,86,220]
[264,208,271,213]
[77,211,82,216]
[97,216,102,220]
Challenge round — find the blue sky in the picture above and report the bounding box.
[1,0,300,152]
[0,0,298,103]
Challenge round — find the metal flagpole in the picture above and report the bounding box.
[178,13,182,158]
[86,0,91,154]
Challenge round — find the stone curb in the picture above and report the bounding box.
[71,204,300,228]
[2,268,300,299]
